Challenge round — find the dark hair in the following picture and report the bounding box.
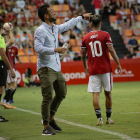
[38,4,50,22]
[0,20,3,30]
[90,14,102,27]
[1,33,8,37]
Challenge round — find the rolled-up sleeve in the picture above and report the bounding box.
[57,16,83,34]
[34,29,55,55]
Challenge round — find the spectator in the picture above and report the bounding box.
[0,5,5,18]
[17,9,31,29]
[7,10,17,28]
[36,0,45,9]
[68,47,75,60]
[13,31,21,48]
[73,53,81,61]
[12,4,21,16]
[123,53,129,59]
[58,0,65,4]
[131,52,137,59]
[24,5,32,19]
[60,31,70,43]
[127,0,136,8]
[128,35,138,55]
[16,0,25,9]
[63,52,72,62]
[92,0,102,14]
[21,31,31,49]
[24,68,35,87]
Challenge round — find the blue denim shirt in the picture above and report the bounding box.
[34,16,82,72]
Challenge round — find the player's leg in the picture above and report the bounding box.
[1,70,16,108]
[49,71,67,132]
[0,61,9,122]
[88,75,103,126]
[8,81,17,103]
[102,72,114,124]
[38,67,56,135]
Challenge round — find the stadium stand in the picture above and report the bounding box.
[1,0,140,62]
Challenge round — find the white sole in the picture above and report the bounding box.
[42,134,53,135]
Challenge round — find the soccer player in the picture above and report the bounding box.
[81,14,122,126]
[1,31,22,108]
[34,4,93,135]
[0,20,15,122]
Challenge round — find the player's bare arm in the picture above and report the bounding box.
[0,48,15,78]
[81,48,89,75]
[5,30,14,48]
[16,55,22,64]
[107,44,122,74]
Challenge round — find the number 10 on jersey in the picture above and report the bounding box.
[89,41,103,57]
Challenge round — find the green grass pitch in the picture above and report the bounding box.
[0,82,140,140]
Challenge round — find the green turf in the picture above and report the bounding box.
[0,82,140,140]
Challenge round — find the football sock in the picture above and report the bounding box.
[10,88,16,100]
[3,88,13,102]
[95,108,101,119]
[106,108,112,119]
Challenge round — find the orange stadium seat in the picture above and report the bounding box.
[56,18,61,24]
[123,37,131,44]
[72,46,80,53]
[18,49,25,56]
[124,9,130,15]
[137,15,140,21]
[57,12,66,18]
[53,5,61,12]
[62,5,69,11]
[133,29,140,36]
[69,39,76,46]
[30,55,37,63]
[109,16,117,23]
[76,39,82,46]
[20,56,30,63]
[13,34,20,39]
[124,29,132,37]
[25,48,34,55]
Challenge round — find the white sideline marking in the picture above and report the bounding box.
[15,108,139,140]
[57,112,140,117]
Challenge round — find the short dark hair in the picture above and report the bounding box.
[0,20,3,30]
[38,4,50,22]
[90,14,102,27]
[1,33,9,37]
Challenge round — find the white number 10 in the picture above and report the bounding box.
[89,41,103,57]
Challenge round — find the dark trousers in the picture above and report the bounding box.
[37,67,67,125]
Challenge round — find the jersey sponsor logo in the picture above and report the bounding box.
[90,34,98,39]
[113,69,134,77]
[63,72,86,82]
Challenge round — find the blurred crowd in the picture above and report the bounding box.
[0,0,140,61]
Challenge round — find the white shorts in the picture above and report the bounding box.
[7,69,17,83]
[88,72,113,93]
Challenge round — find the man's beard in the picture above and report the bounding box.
[49,17,57,22]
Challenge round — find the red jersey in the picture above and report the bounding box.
[6,45,18,69]
[92,0,101,9]
[81,30,113,76]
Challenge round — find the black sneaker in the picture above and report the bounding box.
[49,119,62,132]
[0,116,9,122]
[42,126,56,135]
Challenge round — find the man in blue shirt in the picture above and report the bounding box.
[34,4,93,135]
[128,35,138,55]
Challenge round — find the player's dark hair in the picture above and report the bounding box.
[90,14,102,27]
[38,4,50,22]
[0,20,3,30]
[1,33,8,37]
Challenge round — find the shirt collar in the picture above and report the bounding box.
[42,22,55,30]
